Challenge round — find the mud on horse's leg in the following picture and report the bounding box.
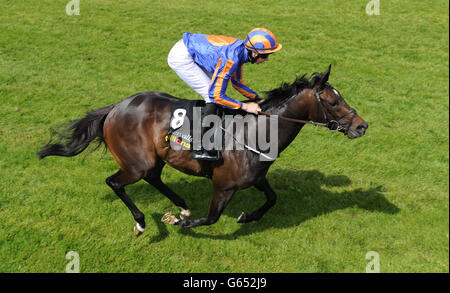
[106,170,146,236]
[176,187,236,229]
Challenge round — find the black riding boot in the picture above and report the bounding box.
[192,103,221,160]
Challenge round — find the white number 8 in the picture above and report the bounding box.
[170,109,187,129]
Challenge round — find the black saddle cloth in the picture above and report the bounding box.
[166,99,256,152]
[166,99,225,151]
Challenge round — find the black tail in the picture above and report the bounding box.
[38,105,114,160]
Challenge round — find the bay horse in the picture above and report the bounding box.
[38,65,368,236]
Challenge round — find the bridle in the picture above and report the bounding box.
[313,87,357,133]
[258,87,357,133]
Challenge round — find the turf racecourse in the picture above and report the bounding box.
[0,0,448,273]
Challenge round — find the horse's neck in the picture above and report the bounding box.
[271,92,313,154]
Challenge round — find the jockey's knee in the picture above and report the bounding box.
[167,55,176,69]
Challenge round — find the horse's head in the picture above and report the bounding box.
[308,65,368,139]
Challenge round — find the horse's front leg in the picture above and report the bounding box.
[176,187,236,229]
[237,177,277,223]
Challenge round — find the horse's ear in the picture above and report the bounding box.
[322,64,332,84]
[315,64,332,90]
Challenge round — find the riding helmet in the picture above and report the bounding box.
[244,28,282,54]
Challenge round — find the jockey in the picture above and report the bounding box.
[168,28,282,160]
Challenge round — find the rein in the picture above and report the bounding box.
[258,111,328,127]
[254,88,356,132]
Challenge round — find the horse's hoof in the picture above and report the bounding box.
[237,212,247,223]
[161,212,180,225]
[180,209,191,220]
[134,223,145,237]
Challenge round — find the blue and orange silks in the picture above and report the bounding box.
[182,33,258,109]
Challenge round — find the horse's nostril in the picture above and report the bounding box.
[357,123,368,130]
[355,123,368,135]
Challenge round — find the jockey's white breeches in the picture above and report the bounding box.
[167,39,213,103]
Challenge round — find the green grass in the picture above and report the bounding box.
[0,0,448,272]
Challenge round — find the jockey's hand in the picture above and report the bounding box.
[241,102,261,114]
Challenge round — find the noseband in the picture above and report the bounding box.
[313,88,357,133]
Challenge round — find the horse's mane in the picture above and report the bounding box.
[260,72,326,111]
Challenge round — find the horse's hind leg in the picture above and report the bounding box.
[106,170,146,236]
[143,160,191,220]
[237,177,277,223]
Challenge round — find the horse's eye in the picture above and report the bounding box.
[329,100,338,107]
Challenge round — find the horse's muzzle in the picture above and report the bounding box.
[347,121,368,139]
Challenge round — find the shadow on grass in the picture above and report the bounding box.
[148,213,169,244]
[103,169,399,240]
